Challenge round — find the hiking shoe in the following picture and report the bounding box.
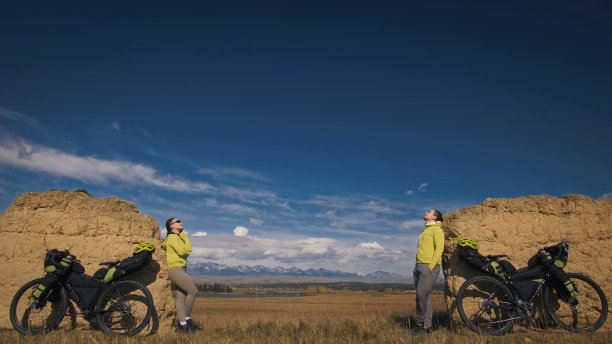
[410,326,423,336]
[186,319,201,331]
[410,326,433,336]
[176,323,194,333]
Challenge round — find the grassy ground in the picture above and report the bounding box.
[2,291,609,343]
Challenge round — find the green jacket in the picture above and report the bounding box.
[416,221,445,271]
[161,231,192,268]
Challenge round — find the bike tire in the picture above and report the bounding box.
[456,275,516,335]
[543,272,608,332]
[95,280,154,336]
[10,278,68,335]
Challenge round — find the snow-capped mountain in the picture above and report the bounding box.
[187,262,402,279]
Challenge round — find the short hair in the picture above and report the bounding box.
[432,209,443,222]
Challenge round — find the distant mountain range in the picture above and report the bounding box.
[187,262,402,279]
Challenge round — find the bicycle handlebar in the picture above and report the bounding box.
[486,254,509,260]
[99,261,121,267]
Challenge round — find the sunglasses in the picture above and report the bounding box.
[171,219,181,225]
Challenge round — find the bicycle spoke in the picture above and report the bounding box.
[544,273,608,332]
[96,281,153,336]
[457,276,516,335]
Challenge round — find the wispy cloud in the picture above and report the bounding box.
[331,221,348,228]
[0,106,40,127]
[400,220,423,231]
[306,195,402,215]
[249,218,265,226]
[0,134,286,206]
[405,190,413,196]
[198,166,267,181]
[599,193,612,200]
[192,231,208,237]
[0,134,214,192]
[418,182,429,192]
[197,198,258,215]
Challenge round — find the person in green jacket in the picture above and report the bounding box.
[161,217,199,333]
[411,209,444,335]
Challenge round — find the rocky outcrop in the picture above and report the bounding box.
[442,194,611,329]
[0,190,175,333]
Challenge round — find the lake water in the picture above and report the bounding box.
[198,293,302,299]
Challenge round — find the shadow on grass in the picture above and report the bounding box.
[391,311,454,331]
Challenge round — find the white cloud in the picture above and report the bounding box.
[249,218,264,226]
[598,193,612,200]
[192,231,208,237]
[359,241,384,250]
[0,135,215,193]
[405,190,413,195]
[111,121,121,131]
[233,226,249,236]
[187,234,410,274]
[418,183,429,192]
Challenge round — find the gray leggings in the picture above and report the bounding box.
[168,267,198,323]
[413,263,441,329]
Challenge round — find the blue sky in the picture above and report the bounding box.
[1,1,611,275]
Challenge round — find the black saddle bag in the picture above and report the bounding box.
[457,247,517,278]
[98,251,152,283]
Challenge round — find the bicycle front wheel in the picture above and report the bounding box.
[543,273,608,332]
[95,280,154,336]
[10,278,68,335]
[456,275,516,335]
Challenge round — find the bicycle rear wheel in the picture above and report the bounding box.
[95,280,153,336]
[10,278,68,335]
[543,273,608,332]
[456,275,516,335]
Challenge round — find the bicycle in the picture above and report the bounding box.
[10,247,154,336]
[455,242,608,335]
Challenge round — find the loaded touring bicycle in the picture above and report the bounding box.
[455,239,608,335]
[10,242,156,336]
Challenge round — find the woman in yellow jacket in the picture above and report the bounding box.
[161,217,199,333]
[412,209,444,335]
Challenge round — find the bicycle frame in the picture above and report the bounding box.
[57,278,113,319]
[485,272,551,324]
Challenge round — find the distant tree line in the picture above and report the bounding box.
[234,282,439,292]
[196,282,233,293]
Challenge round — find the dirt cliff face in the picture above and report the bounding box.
[0,190,175,334]
[442,194,611,329]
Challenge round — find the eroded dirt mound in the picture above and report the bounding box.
[0,190,175,334]
[442,194,611,329]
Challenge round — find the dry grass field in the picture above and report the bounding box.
[1,291,609,343]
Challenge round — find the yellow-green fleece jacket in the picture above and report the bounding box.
[416,221,445,271]
[161,231,192,268]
